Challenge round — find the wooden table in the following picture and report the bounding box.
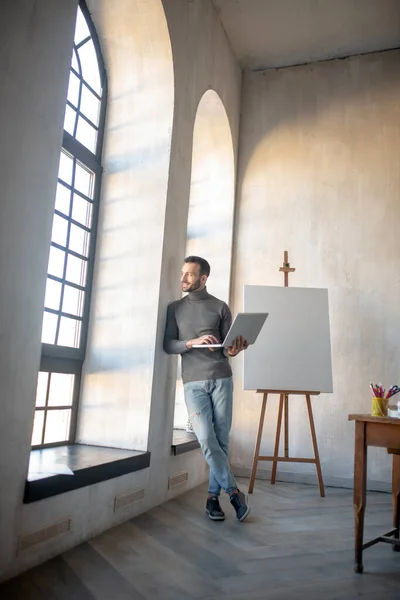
[348,414,400,573]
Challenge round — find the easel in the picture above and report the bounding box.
[248,251,325,497]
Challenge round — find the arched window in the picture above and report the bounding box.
[31,1,107,448]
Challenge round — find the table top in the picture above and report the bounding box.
[348,413,400,425]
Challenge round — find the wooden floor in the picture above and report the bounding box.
[1,479,399,599]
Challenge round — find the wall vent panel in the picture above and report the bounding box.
[114,488,145,511]
[18,518,72,553]
[168,471,189,489]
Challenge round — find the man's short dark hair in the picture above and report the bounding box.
[184,256,210,277]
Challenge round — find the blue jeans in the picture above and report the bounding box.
[184,377,237,496]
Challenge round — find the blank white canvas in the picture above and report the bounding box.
[243,286,333,393]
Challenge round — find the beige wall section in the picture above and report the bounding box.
[0,0,78,581]
[186,89,236,303]
[0,0,242,583]
[174,88,237,429]
[77,0,174,451]
[230,49,400,488]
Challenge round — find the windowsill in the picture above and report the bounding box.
[24,444,151,503]
[171,429,200,455]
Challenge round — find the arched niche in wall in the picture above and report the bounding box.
[174,89,235,429]
[77,0,174,451]
[186,89,236,302]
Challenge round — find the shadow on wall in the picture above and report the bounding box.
[236,51,400,197]
[230,50,400,305]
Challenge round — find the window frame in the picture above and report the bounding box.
[33,0,107,449]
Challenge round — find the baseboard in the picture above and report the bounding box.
[232,466,391,494]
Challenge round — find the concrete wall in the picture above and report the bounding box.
[0,0,78,581]
[230,49,400,489]
[0,0,241,583]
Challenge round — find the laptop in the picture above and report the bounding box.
[191,312,268,348]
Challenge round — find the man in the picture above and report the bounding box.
[164,256,250,522]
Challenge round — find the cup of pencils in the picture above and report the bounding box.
[370,383,400,417]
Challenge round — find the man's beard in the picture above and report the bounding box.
[182,278,202,293]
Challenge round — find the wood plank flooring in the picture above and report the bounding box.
[1,479,399,599]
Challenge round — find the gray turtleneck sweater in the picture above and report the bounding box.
[163,288,233,383]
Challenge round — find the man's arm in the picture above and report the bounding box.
[164,303,220,354]
[163,304,190,355]
[221,303,233,358]
[220,302,233,341]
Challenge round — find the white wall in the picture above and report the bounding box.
[230,49,400,489]
[0,0,79,581]
[0,0,241,583]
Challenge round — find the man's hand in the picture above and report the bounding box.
[186,335,219,350]
[227,335,248,357]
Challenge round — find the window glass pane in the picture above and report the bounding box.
[57,316,81,348]
[74,7,90,45]
[72,194,92,228]
[64,105,77,136]
[76,116,97,153]
[66,254,87,287]
[41,311,59,344]
[71,48,79,73]
[44,278,62,311]
[80,86,100,126]
[34,3,105,448]
[78,39,101,95]
[74,162,94,198]
[58,151,74,185]
[63,284,84,317]
[69,223,90,257]
[43,409,71,444]
[35,372,49,408]
[55,182,71,216]
[48,246,66,278]
[31,410,45,446]
[48,373,75,407]
[67,71,80,108]
[51,214,68,247]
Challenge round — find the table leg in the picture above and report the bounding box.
[354,421,367,573]
[392,453,400,551]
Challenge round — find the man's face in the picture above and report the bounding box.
[181,262,206,293]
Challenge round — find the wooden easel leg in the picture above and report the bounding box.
[248,393,268,494]
[284,393,289,458]
[271,394,284,485]
[305,394,325,498]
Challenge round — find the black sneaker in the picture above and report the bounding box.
[206,496,225,521]
[229,490,250,522]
